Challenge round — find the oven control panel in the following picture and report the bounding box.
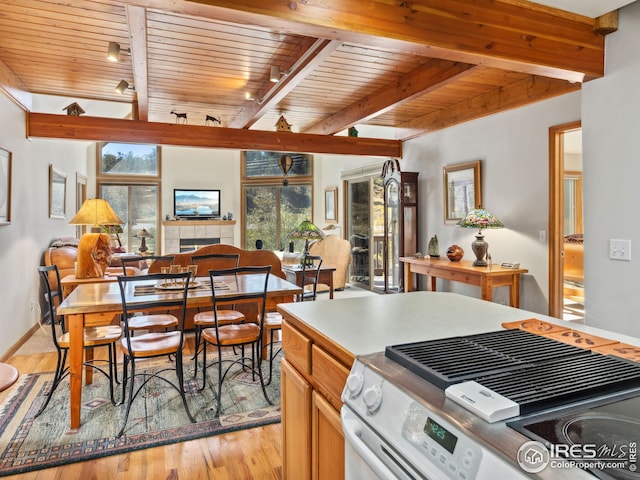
[343,359,483,480]
[343,358,530,480]
[402,402,482,479]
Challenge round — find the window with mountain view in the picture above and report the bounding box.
[97,143,161,253]
[241,151,313,250]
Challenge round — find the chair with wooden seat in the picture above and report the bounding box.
[261,311,283,385]
[191,253,245,380]
[37,265,122,416]
[116,271,195,437]
[300,254,323,301]
[201,265,272,415]
[120,255,178,334]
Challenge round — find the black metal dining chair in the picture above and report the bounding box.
[300,254,323,301]
[37,265,122,416]
[190,253,245,379]
[116,271,195,437]
[120,255,179,334]
[200,265,272,415]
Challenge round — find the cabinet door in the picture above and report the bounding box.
[312,391,345,480]
[282,359,312,480]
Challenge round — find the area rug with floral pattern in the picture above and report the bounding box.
[0,356,280,476]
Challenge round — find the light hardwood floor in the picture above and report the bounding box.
[0,335,283,480]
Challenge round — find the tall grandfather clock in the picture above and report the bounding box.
[383,165,419,293]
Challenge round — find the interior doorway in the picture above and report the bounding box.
[549,121,584,321]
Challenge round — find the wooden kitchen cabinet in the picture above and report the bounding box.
[281,320,350,480]
[312,391,344,480]
[281,359,311,480]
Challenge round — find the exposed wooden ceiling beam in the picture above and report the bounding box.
[126,5,149,121]
[305,60,478,135]
[26,113,402,158]
[395,75,581,140]
[229,39,341,129]
[594,11,619,35]
[178,0,604,82]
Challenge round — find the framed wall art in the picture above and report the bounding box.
[443,160,481,224]
[0,146,11,225]
[325,187,338,223]
[49,165,67,219]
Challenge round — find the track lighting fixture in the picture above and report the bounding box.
[270,65,281,83]
[107,41,130,62]
[245,91,263,104]
[115,80,133,94]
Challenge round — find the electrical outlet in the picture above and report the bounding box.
[609,239,631,261]
[539,230,546,243]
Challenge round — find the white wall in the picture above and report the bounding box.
[0,94,90,356]
[161,146,241,242]
[314,96,581,314]
[403,94,581,314]
[581,1,640,337]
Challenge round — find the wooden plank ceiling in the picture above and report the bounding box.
[0,0,614,153]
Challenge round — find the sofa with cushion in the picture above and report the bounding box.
[308,235,351,291]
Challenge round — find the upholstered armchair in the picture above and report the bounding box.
[308,235,351,291]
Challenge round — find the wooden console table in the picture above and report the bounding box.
[400,256,528,307]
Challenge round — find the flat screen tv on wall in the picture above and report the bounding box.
[174,189,221,219]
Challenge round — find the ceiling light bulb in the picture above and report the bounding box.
[270,65,281,83]
[115,80,129,94]
[107,42,121,62]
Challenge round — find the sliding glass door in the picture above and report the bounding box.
[346,176,384,290]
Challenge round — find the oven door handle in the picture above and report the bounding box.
[342,413,400,480]
[342,407,425,480]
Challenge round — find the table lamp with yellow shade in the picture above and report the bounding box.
[69,198,123,278]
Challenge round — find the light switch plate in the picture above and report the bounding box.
[609,239,631,261]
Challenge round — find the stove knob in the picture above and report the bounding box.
[363,385,382,413]
[345,372,364,397]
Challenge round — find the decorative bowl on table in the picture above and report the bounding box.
[446,245,464,262]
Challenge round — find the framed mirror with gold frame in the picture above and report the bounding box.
[443,160,481,224]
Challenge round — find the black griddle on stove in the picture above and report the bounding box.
[386,329,640,415]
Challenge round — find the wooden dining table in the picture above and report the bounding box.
[56,273,302,430]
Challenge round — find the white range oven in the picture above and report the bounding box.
[341,329,640,480]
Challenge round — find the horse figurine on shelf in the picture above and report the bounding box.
[170,110,188,124]
[205,115,221,126]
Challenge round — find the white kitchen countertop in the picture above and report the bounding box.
[278,291,640,356]
[279,291,639,480]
